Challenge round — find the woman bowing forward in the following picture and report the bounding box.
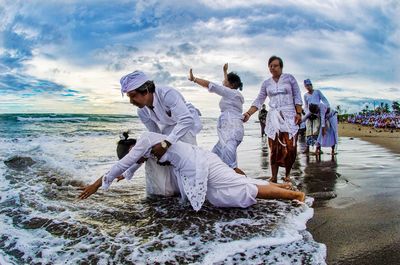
[189,64,246,175]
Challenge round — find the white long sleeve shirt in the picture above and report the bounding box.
[137,86,202,144]
[303,89,330,113]
[251,73,302,139]
[208,83,244,118]
[252,73,302,111]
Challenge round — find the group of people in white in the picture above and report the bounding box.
[78,55,341,211]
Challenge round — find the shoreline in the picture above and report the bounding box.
[307,124,400,264]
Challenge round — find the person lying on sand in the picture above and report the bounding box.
[78,132,305,211]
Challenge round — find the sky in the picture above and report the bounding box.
[0,0,399,117]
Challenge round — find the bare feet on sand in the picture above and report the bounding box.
[283,176,291,182]
[269,176,277,183]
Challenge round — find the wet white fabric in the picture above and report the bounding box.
[120,71,149,94]
[102,132,269,211]
[205,151,269,208]
[208,83,244,168]
[137,86,202,144]
[266,106,296,140]
[252,73,302,140]
[144,131,196,196]
[122,127,197,196]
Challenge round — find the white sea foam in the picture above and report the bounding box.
[0,115,329,264]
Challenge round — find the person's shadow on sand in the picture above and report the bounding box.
[302,155,339,206]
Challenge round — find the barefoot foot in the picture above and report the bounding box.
[269,176,277,183]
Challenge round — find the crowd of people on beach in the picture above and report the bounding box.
[347,112,400,129]
[78,55,338,211]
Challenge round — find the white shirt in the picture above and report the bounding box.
[251,73,302,139]
[137,86,202,144]
[208,82,244,118]
[252,73,302,111]
[303,89,329,113]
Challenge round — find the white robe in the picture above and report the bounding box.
[252,73,303,140]
[102,132,268,211]
[303,89,330,114]
[208,83,244,168]
[132,86,202,196]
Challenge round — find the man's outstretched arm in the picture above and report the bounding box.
[78,176,103,199]
[78,175,125,200]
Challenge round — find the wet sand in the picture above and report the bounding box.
[304,133,400,264]
[339,122,400,154]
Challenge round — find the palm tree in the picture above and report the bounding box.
[392,101,400,112]
[384,103,390,113]
[336,105,342,115]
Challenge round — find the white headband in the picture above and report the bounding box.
[120,71,149,94]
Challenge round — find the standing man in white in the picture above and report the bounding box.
[120,71,202,196]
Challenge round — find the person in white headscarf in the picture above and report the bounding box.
[188,64,246,175]
[302,79,330,154]
[119,71,202,196]
[78,131,305,211]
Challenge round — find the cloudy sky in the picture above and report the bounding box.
[0,0,399,116]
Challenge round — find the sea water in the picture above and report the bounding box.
[0,114,326,264]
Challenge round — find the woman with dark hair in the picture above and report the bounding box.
[78,131,305,211]
[303,103,338,155]
[242,56,303,183]
[188,64,245,175]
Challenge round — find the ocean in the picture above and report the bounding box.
[0,113,326,264]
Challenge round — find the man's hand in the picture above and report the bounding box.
[78,183,99,200]
[77,177,102,199]
[116,175,125,182]
[151,142,169,160]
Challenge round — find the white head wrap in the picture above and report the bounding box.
[120,71,149,94]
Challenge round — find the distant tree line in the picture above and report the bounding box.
[336,100,400,122]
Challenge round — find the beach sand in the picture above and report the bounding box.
[339,122,400,154]
[306,122,400,264]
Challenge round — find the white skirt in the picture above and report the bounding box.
[205,152,269,208]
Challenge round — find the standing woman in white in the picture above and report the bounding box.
[188,64,246,175]
[120,71,202,196]
[243,56,303,183]
[302,79,330,154]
